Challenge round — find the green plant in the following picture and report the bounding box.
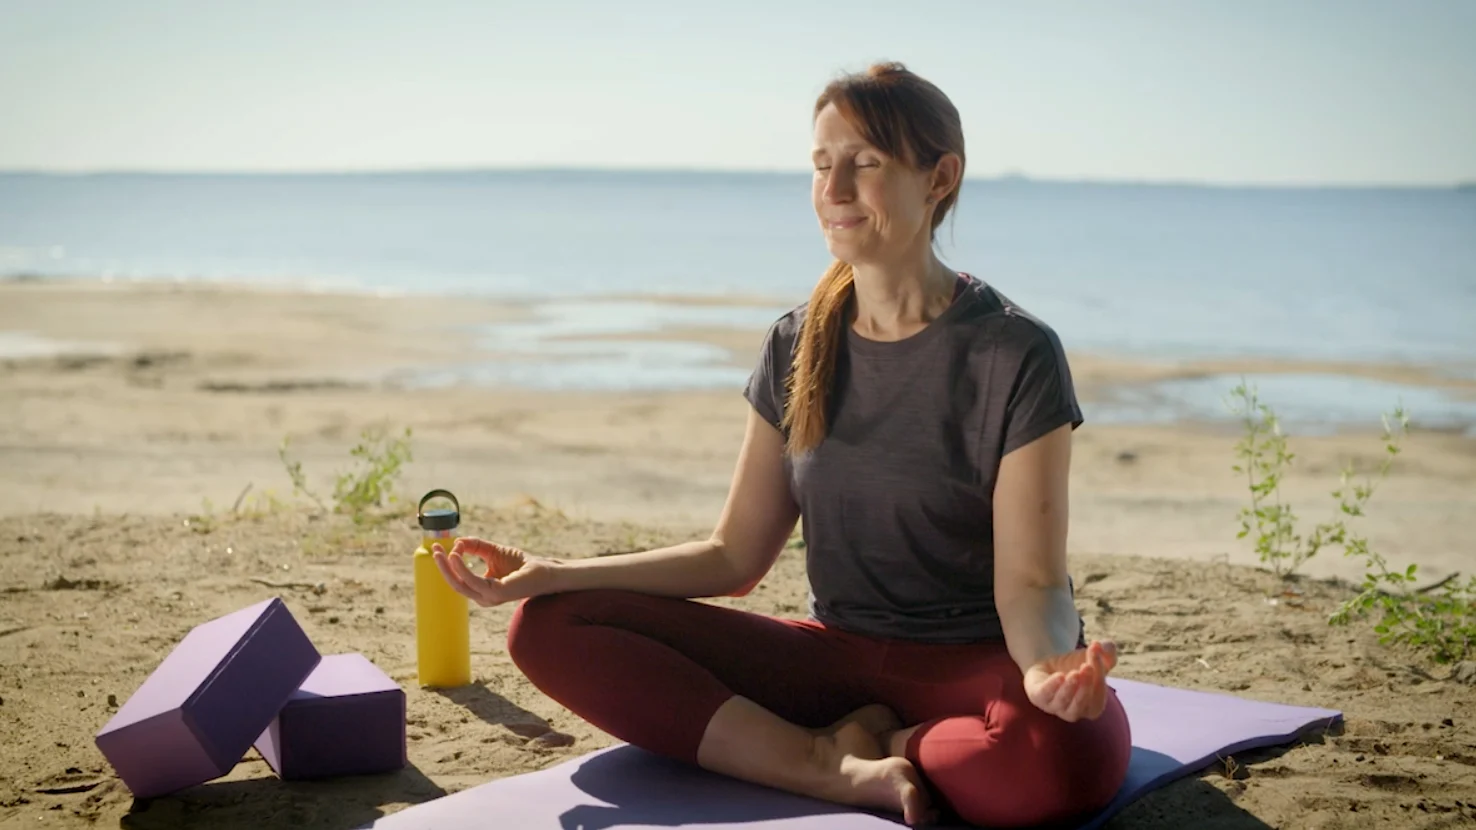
[279,436,329,512]
[1330,564,1476,664]
[1229,382,1313,577]
[1324,407,1474,662]
[278,424,413,523]
[1229,382,1473,663]
[331,424,413,521]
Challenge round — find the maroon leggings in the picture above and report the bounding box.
[507,590,1131,828]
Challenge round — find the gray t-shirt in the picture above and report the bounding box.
[744,274,1084,644]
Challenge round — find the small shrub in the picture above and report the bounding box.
[1229,381,1473,663]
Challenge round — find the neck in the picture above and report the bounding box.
[849,246,956,342]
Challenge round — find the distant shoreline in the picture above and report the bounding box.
[2,279,1474,440]
[1,168,1471,192]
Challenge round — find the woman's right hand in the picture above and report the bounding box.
[431,537,560,607]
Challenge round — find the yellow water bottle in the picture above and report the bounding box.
[414,489,471,688]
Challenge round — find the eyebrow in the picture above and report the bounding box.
[811,143,875,160]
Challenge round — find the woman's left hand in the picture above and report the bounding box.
[1023,640,1118,722]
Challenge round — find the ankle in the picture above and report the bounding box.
[884,724,921,759]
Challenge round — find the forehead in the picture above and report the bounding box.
[811,103,873,153]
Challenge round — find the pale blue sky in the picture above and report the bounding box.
[3,0,1473,184]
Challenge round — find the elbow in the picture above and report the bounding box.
[708,536,765,598]
[728,578,761,598]
[994,572,1070,608]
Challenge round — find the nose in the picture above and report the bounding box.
[823,161,855,205]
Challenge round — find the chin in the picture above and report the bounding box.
[823,238,871,266]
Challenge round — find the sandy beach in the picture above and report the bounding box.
[1,280,1474,828]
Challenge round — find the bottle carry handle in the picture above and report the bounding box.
[418,489,460,521]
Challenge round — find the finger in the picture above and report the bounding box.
[1086,676,1108,720]
[1065,665,1097,720]
[1050,673,1080,715]
[1090,649,1112,700]
[456,536,495,555]
[433,553,485,603]
[431,549,465,587]
[1083,660,1113,719]
[447,551,496,602]
[1098,640,1119,673]
[455,539,506,572]
[1032,671,1066,708]
[1089,642,1107,676]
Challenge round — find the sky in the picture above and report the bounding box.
[2,0,1474,185]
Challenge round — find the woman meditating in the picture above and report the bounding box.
[433,61,1131,828]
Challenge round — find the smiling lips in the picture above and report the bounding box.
[826,216,865,230]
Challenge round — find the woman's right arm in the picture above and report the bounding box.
[553,406,800,598]
[438,406,800,604]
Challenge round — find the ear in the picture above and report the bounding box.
[927,153,963,204]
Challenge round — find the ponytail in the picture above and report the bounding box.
[782,260,855,456]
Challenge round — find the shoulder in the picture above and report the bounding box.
[759,301,810,359]
[951,278,1069,365]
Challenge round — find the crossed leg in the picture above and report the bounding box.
[507,590,1129,827]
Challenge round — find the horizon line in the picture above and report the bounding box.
[1,165,1471,191]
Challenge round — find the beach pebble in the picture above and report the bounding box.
[1442,718,1455,728]
[1453,661,1476,685]
[106,694,117,708]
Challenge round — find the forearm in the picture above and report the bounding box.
[548,538,749,599]
[997,582,1082,674]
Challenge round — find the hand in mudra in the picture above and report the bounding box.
[1023,640,1118,722]
[431,537,555,607]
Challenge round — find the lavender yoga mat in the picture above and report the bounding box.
[365,678,1341,829]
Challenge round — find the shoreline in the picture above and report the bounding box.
[6,275,1476,386]
[2,279,1474,587]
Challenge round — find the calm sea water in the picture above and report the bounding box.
[3,171,1474,429]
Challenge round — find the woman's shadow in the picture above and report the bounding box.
[557,745,1279,830]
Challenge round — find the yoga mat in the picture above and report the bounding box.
[363,678,1341,829]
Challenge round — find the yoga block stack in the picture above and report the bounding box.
[94,597,407,799]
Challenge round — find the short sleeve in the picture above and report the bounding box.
[1001,324,1084,456]
[743,320,785,431]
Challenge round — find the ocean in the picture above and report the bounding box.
[2,171,1474,431]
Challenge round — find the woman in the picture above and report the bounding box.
[433,62,1132,828]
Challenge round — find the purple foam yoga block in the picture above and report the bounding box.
[254,653,407,780]
[95,596,321,799]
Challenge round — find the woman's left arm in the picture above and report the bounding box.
[993,422,1117,722]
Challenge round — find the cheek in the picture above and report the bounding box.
[867,180,922,232]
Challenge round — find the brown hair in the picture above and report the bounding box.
[781,62,966,455]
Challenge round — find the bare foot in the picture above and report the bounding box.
[814,704,917,762]
[814,720,935,826]
[812,703,903,740]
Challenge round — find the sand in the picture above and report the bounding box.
[1,280,1474,828]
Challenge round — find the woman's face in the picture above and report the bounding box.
[811,103,937,266]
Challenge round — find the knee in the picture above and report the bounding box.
[933,704,1130,828]
[506,591,599,671]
